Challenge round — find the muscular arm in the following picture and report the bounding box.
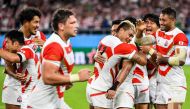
[42,60,90,85]
[131,51,147,66]
[0,49,20,63]
[157,46,187,66]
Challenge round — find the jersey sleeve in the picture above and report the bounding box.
[43,42,64,61]
[17,47,34,62]
[114,43,137,59]
[174,33,188,46]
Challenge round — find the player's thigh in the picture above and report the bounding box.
[5,103,20,109]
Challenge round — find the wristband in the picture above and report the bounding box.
[149,48,155,55]
[69,74,80,82]
[107,81,120,91]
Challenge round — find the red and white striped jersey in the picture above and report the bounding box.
[27,33,74,108]
[2,31,45,92]
[154,28,188,86]
[90,35,137,91]
[16,46,38,94]
[132,64,149,85]
[24,31,46,53]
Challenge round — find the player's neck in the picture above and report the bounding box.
[56,31,69,43]
[19,27,31,38]
[167,25,176,32]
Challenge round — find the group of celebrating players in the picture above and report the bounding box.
[0,6,188,109]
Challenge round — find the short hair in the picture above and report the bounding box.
[116,20,136,33]
[18,7,41,25]
[5,30,25,45]
[111,20,123,26]
[124,16,137,26]
[143,13,160,27]
[161,7,176,19]
[52,8,74,31]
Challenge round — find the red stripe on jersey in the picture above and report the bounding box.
[173,33,188,46]
[39,31,46,41]
[114,43,137,55]
[27,105,33,108]
[56,86,64,98]
[132,78,141,83]
[158,31,173,40]
[90,92,107,97]
[93,67,99,78]
[88,78,93,84]
[62,56,74,74]
[140,88,149,93]
[20,48,34,60]
[126,92,134,100]
[65,44,72,54]
[148,68,157,79]
[158,66,172,76]
[156,42,173,55]
[98,43,113,59]
[133,67,144,78]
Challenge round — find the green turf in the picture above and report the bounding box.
[0,65,189,109]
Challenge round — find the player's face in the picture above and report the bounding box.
[111,24,119,36]
[5,38,18,52]
[159,14,173,32]
[145,19,159,35]
[28,16,40,35]
[64,15,79,37]
[118,28,135,43]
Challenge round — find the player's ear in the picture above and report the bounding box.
[58,23,64,31]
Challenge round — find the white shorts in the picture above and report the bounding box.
[114,89,134,108]
[149,75,157,103]
[155,83,187,104]
[134,85,150,104]
[2,86,22,105]
[86,85,113,108]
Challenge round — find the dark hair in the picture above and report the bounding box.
[52,8,74,31]
[18,7,41,25]
[143,13,160,27]
[112,20,123,26]
[161,7,176,19]
[124,16,137,26]
[5,30,25,45]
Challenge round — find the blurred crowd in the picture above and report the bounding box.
[0,0,190,33]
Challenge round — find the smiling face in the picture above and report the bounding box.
[159,13,174,32]
[145,18,159,35]
[26,16,40,35]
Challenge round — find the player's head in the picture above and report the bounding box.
[159,7,176,31]
[124,16,137,26]
[18,7,41,35]
[143,13,160,34]
[52,8,79,37]
[116,20,136,43]
[111,20,123,35]
[5,30,25,52]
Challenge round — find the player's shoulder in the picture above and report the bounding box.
[114,43,137,54]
